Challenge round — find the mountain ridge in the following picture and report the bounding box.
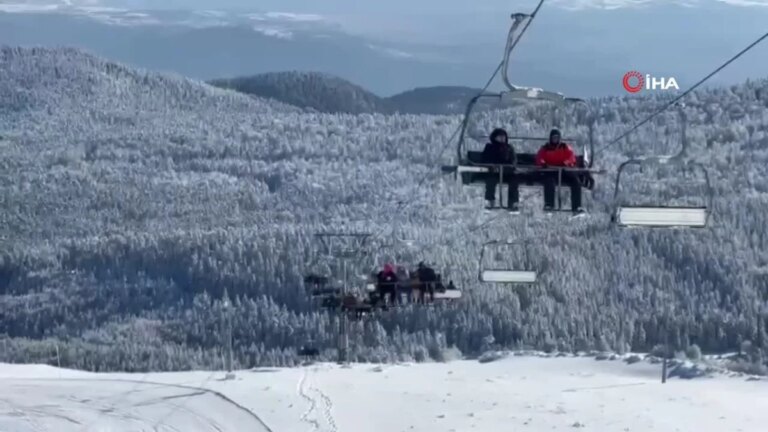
[209,71,510,115]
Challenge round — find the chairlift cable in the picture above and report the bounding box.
[594,30,768,156]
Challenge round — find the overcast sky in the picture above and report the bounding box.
[99,0,768,12]
[3,0,767,93]
[81,0,766,44]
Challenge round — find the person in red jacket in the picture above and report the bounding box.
[376,263,399,305]
[535,129,585,215]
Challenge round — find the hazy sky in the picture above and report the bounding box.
[80,0,767,45]
[92,0,540,13]
[3,0,767,93]
[84,0,768,13]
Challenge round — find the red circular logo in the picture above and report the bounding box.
[622,71,644,93]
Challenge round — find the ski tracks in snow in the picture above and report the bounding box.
[0,378,271,432]
[297,366,338,432]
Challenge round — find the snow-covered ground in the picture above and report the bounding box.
[0,356,765,431]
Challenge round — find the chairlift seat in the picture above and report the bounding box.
[480,269,538,284]
[614,206,708,228]
[434,290,463,299]
[457,151,591,187]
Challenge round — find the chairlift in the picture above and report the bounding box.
[440,6,604,213]
[366,238,463,305]
[611,103,713,228]
[303,230,373,292]
[478,239,538,284]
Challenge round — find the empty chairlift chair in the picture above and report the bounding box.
[478,240,538,284]
[611,161,712,228]
[611,104,713,228]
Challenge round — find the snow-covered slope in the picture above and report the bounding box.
[0,357,765,432]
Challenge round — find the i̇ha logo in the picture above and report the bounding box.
[622,71,679,93]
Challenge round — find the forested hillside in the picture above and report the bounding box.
[209,71,395,114]
[1,47,768,373]
[386,86,490,115]
[208,71,496,115]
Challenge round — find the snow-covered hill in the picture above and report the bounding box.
[0,356,765,431]
[2,47,768,373]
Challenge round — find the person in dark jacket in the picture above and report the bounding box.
[376,263,399,305]
[482,128,520,213]
[535,128,585,215]
[416,261,437,303]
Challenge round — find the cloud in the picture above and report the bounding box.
[366,44,414,59]
[252,26,293,39]
[0,3,338,32]
[715,0,768,5]
[549,0,768,8]
[0,0,101,13]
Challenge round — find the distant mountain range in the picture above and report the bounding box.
[0,6,487,96]
[209,72,501,115]
[2,2,768,96]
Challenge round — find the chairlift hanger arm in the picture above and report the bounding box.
[675,103,691,160]
[499,1,585,106]
[501,1,546,93]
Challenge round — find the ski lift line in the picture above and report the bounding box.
[594,30,768,156]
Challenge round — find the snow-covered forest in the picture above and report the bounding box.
[1,46,767,373]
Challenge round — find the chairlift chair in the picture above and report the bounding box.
[440,8,604,212]
[366,238,463,305]
[611,104,713,228]
[478,239,538,284]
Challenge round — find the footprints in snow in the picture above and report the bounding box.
[297,370,321,431]
[297,368,338,432]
